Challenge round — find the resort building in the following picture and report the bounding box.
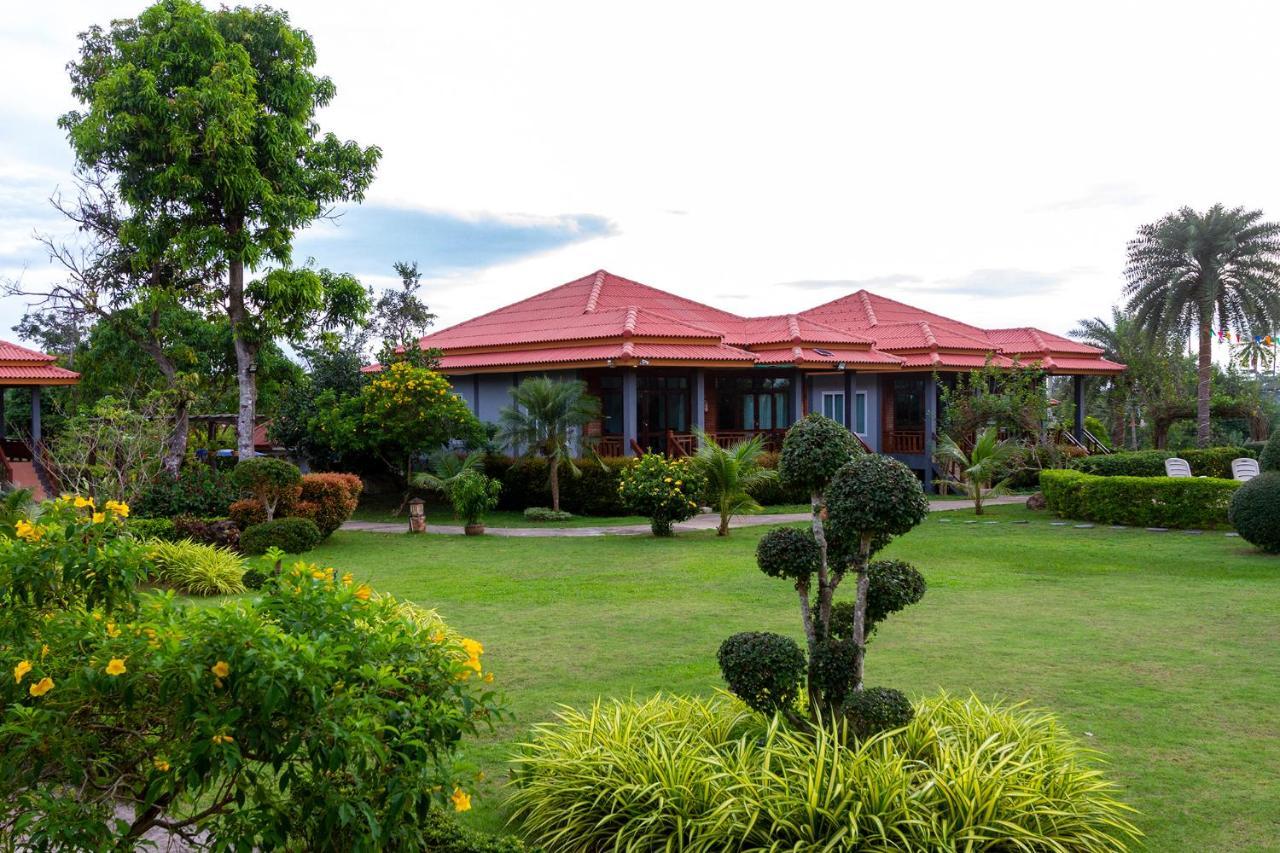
[414,271,1124,489]
[0,340,80,497]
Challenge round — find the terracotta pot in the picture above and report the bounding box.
[464,523,485,536]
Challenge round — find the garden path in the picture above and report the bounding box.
[341,496,1029,537]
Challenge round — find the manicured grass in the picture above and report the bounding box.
[349,498,814,527]
[305,506,1280,850]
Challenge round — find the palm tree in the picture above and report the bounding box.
[497,377,600,512]
[1235,337,1275,375]
[934,427,1020,515]
[691,428,777,536]
[411,447,483,495]
[1072,307,1150,449]
[1124,205,1280,447]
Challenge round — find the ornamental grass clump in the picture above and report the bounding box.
[617,452,707,536]
[509,692,1142,852]
[0,495,504,850]
[147,539,247,596]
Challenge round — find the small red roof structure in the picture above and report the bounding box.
[402,271,1124,376]
[0,340,80,385]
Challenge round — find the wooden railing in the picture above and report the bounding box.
[0,444,13,488]
[593,436,624,457]
[664,429,789,456]
[883,429,926,454]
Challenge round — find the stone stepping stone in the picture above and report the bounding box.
[984,521,1000,525]
[1050,522,1068,526]
[1146,527,1169,533]
[964,520,978,525]
[1183,529,1204,535]
[1110,525,1128,530]
[1012,520,1029,524]
[1225,532,1240,537]
[1074,524,1094,529]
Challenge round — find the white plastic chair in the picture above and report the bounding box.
[1232,457,1260,482]
[1163,458,1192,478]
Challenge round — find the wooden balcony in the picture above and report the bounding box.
[664,429,789,457]
[883,429,926,454]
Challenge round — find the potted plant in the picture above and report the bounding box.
[449,470,502,536]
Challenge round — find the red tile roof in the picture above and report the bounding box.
[0,340,80,385]
[410,270,1124,375]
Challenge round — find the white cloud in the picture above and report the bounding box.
[3,0,1280,342]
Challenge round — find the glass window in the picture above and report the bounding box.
[821,392,846,427]
[854,391,868,435]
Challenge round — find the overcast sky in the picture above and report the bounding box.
[4,1,1279,347]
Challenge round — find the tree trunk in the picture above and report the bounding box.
[717,507,729,536]
[227,255,258,459]
[549,456,560,512]
[165,400,190,478]
[1196,320,1213,448]
[850,533,873,692]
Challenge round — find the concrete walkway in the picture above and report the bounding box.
[340,496,1029,538]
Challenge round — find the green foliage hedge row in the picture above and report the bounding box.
[1073,446,1254,479]
[509,693,1140,851]
[1040,469,1240,529]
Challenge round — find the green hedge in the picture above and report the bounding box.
[1040,469,1240,529]
[483,456,632,515]
[1073,446,1255,479]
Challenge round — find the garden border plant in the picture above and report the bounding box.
[1040,469,1239,529]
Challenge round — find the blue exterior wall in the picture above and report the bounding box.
[805,372,881,451]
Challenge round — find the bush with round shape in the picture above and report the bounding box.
[291,472,363,538]
[127,516,179,543]
[809,638,860,711]
[824,520,891,572]
[229,498,268,530]
[231,457,302,521]
[717,631,806,716]
[241,567,268,591]
[844,685,914,738]
[135,465,238,519]
[777,414,862,497]
[1229,471,1280,553]
[755,526,819,582]
[147,538,247,596]
[617,453,706,536]
[825,454,930,541]
[240,517,322,556]
[508,692,1142,852]
[1261,431,1280,473]
[827,559,927,640]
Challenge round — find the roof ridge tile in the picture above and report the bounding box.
[583,269,607,314]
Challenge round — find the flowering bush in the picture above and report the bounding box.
[0,497,503,850]
[617,453,707,536]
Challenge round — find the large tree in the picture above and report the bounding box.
[60,0,380,456]
[1125,205,1280,447]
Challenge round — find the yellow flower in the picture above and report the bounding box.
[105,658,127,676]
[211,733,234,745]
[483,672,495,684]
[153,757,170,772]
[430,631,445,643]
[105,500,130,518]
[106,622,120,638]
[13,660,32,683]
[29,676,54,697]
[451,788,471,812]
[14,519,43,542]
[461,638,484,659]
[211,661,231,679]
[74,496,94,509]
[40,644,49,659]
[341,572,354,586]
[311,569,326,579]
[353,584,372,601]
[92,512,106,524]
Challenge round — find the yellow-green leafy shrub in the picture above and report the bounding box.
[147,539,247,596]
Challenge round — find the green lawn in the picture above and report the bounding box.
[304,506,1280,851]
[349,499,816,527]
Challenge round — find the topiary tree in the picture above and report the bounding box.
[1229,472,1280,553]
[720,416,930,723]
[1260,431,1280,473]
[716,632,806,720]
[231,457,302,521]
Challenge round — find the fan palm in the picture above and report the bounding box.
[934,427,1020,515]
[411,447,483,495]
[497,377,600,512]
[691,428,777,536]
[1235,338,1275,374]
[1124,205,1280,446]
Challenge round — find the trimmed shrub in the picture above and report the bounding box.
[229,498,268,530]
[778,413,863,496]
[844,686,914,738]
[617,453,706,536]
[231,457,302,521]
[419,809,534,853]
[744,451,810,506]
[240,517,322,556]
[292,472,363,538]
[828,559,927,640]
[174,516,240,551]
[1041,469,1240,529]
[717,632,806,715]
[1229,472,1280,553]
[1075,446,1255,479]
[755,526,819,582]
[826,454,930,540]
[242,567,268,590]
[1261,432,1280,473]
[126,516,179,543]
[509,693,1141,851]
[809,638,860,710]
[135,465,238,519]
[523,507,574,522]
[147,539,246,596]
